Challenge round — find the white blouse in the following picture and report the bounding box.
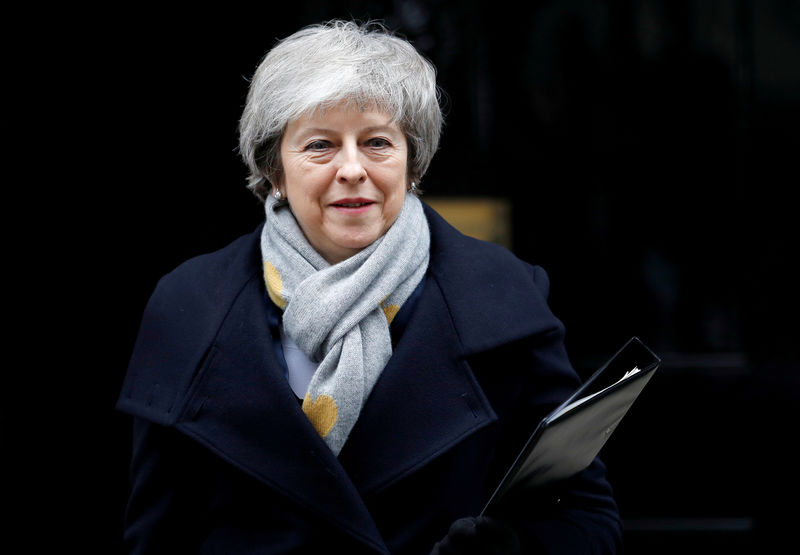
[279,325,319,398]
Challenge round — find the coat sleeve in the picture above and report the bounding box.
[478,264,624,555]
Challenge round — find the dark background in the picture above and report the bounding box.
[9,1,798,552]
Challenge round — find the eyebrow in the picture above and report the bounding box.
[298,125,399,136]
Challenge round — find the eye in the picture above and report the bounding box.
[365,137,392,149]
[303,139,332,151]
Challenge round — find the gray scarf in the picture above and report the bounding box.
[260,193,430,455]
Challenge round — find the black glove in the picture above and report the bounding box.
[429,516,523,555]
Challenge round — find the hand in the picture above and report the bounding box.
[429,516,522,555]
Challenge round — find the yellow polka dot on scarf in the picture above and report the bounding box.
[302,393,338,437]
[381,302,400,324]
[264,261,287,310]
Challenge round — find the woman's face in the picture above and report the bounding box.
[279,103,409,264]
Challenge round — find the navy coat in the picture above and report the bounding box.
[117,205,623,554]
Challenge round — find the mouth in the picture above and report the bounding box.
[330,198,376,211]
[332,202,373,208]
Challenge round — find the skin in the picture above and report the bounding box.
[278,103,410,264]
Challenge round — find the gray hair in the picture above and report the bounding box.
[239,20,443,202]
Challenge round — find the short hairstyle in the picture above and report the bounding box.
[239,20,443,202]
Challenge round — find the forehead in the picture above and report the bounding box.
[287,101,400,134]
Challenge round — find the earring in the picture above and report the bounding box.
[410,181,418,194]
[274,189,282,200]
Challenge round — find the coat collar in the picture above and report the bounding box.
[172,259,499,553]
[172,234,502,549]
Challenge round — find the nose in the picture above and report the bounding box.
[335,143,367,185]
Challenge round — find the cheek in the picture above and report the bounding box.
[375,157,408,193]
[286,168,328,211]
[381,174,408,222]
[289,191,322,231]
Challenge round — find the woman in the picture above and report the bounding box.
[118,20,622,554]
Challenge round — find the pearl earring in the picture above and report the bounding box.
[274,189,282,200]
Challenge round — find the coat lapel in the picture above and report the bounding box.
[176,272,388,553]
[337,272,497,495]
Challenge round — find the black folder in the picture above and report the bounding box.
[481,337,661,515]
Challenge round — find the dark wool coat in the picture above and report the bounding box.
[117,204,623,554]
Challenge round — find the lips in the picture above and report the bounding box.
[330,198,375,208]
